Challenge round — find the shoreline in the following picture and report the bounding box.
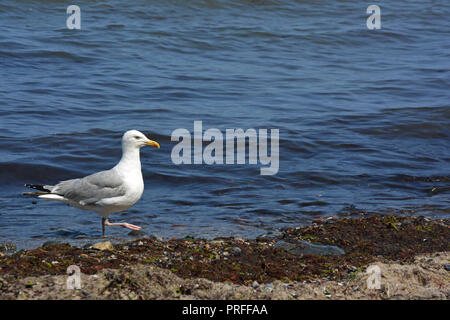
[0,214,449,299]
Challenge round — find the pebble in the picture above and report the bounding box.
[256,234,268,241]
[128,230,147,237]
[444,264,450,271]
[348,266,358,272]
[252,281,260,289]
[129,240,144,247]
[264,283,273,292]
[274,240,345,256]
[323,216,339,224]
[231,247,242,255]
[90,241,114,251]
[42,241,59,248]
[267,230,283,238]
[222,251,230,257]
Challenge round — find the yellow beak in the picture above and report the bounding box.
[146,140,160,148]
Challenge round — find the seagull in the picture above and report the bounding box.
[24,130,160,236]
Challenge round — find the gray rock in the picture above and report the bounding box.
[128,230,147,237]
[274,240,345,256]
[252,281,260,289]
[90,241,114,251]
[444,264,450,271]
[42,241,60,248]
[82,243,93,250]
[256,234,268,241]
[81,290,91,297]
[129,240,144,248]
[264,283,273,292]
[0,242,16,253]
[231,247,242,255]
[267,230,283,238]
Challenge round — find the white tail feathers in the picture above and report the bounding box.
[38,194,67,202]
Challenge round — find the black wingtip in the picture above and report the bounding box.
[25,184,50,192]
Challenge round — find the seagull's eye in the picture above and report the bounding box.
[134,136,140,140]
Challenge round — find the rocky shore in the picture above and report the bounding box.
[0,214,448,300]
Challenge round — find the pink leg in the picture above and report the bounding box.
[104,219,142,231]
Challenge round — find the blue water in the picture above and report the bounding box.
[0,0,449,249]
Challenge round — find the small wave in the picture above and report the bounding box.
[0,162,79,185]
[297,201,328,208]
[1,49,93,62]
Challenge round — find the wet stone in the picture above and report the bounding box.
[42,241,60,248]
[82,243,93,250]
[256,234,269,242]
[128,230,147,237]
[267,230,283,238]
[231,247,242,255]
[90,241,114,251]
[264,283,273,292]
[274,240,345,256]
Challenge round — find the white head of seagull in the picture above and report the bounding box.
[118,130,160,166]
[122,129,160,150]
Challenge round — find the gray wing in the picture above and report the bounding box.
[51,169,126,205]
